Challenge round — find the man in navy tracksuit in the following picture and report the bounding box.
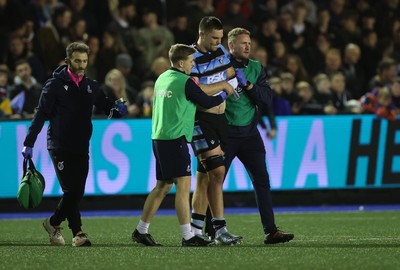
[22,42,127,247]
[224,28,294,244]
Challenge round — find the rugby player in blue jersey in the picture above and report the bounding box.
[190,16,242,245]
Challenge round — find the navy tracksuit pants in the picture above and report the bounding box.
[224,130,277,235]
[49,150,89,235]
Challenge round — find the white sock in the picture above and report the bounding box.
[136,219,150,234]
[181,224,195,240]
[191,217,204,236]
[191,227,203,236]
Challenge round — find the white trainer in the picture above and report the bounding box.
[72,233,92,247]
[42,217,65,246]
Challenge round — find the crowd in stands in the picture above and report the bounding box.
[1,0,399,121]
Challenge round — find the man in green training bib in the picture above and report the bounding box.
[131,44,233,247]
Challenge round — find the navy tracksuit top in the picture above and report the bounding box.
[24,65,116,154]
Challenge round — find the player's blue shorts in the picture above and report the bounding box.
[152,136,192,181]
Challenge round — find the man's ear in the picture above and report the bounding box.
[64,58,69,65]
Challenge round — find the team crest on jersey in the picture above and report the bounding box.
[186,165,191,172]
[210,140,215,145]
[57,161,64,171]
[64,85,68,91]
[87,85,92,93]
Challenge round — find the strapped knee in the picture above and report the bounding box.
[201,154,225,171]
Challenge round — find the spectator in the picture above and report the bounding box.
[137,7,174,74]
[251,0,279,26]
[270,40,288,70]
[361,87,397,120]
[277,11,300,54]
[169,14,196,45]
[106,0,141,64]
[313,73,334,108]
[220,0,254,32]
[252,46,279,78]
[9,59,42,119]
[0,86,11,119]
[145,56,171,82]
[25,0,59,31]
[283,54,309,83]
[335,10,362,50]
[86,35,100,81]
[186,0,215,39]
[100,68,140,118]
[269,76,291,115]
[69,16,88,43]
[342,43,366,98]
[115,53,141,91]
[0,0,26,60]
[328,0,347,32]
[368,57,398,91]
[35,4,73,77]
[324,48,344,77]
[280,71,298,106]
[66,0,99,37]
[281,0,317,25]
[330,71,359,114]
[359,8,376,32]
[0,65,11,97]
[389,76,400,112]
[5,34,45,84]
[96,28,128,83]
[294,80,338,115]
[290,0,314,49]
[255,16,280,56]
[136,80,155,118]
[305,33,332,77]
[374,0,400,39]
[314,7,335,39]
[360,29,381,80]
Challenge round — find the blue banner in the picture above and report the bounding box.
[0,115,399,198]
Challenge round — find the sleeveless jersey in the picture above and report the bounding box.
[152,69,197,141]
[225,59,262,126]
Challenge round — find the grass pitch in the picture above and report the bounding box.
[1,211,400,270]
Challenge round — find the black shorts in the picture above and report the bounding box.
[191,111,228,156]
[152,136,192,181]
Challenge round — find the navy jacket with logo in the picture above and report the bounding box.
[24,65,118,154]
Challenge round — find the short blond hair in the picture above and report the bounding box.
[228,27,251,44]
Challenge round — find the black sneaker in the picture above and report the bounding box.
[132,229,162,246]
[182,234,215,247]
[264,230,294,244]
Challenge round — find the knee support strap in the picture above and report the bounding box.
[201,154,225,171]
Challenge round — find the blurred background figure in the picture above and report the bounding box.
[268,76,291,116]
[0,86,11,118]
[137,7,174,76]
[35,4,73,77]
[115,53,140,91]
[136,80,154,118]
[9,59,42,119]
[313,73,335,111]
[100,68,140,118]
[104,68,139,117]
[145,56,170,81]
[361,86,397,121]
